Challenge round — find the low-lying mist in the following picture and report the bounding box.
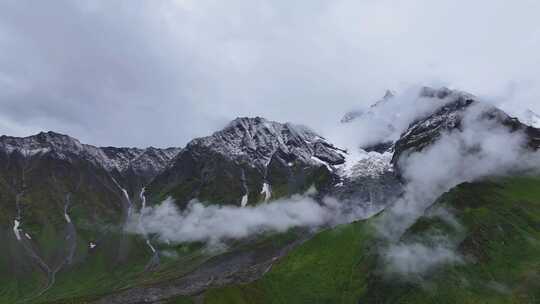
[330,86,451,150]
[127,189,382,246]
[377,102,540,278]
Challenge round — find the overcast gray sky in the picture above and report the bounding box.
[0,0,539,147]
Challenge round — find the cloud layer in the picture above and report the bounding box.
[128,190,381,246]
[1,0,539,147]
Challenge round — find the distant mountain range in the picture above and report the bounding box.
[1,87,540,303]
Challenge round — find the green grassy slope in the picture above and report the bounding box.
[203,221,375,304]
[202,176,540,304]
[1,229,304,303]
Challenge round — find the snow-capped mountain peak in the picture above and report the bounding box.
[189,116,345,170]
[0,131,89,160]
[0,131,181,177]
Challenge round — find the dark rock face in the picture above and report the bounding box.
[266,148,338,201]
[362,141,394,153]
[391,92,475,169]
[391,87,540,176]
[148,117,345,207]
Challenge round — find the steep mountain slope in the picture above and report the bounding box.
[0,132,181,303]
[0,131,181,188]
[392,87,540,175]
[148,117,346,207]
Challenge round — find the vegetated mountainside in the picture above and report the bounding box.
[200,176,540,304]
[0,132,181,303]
[2,86,540,303]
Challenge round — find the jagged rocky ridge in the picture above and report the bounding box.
[392,87,540,175]
[0,131,181,183]
[148,117,347,207]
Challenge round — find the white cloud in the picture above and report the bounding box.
[384,242,463,277]
[128,190,381,246]
[0,1,539,146]
[130,196,327,245]
[376,101,540,276]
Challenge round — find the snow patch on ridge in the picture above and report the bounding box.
[185,117,345,172]
[64,206,72,223]
[139,187,147,210]
[311,156,333,172]
[261,183,272,202]
[146,240,157,253]
[349,152,393,178]
[336,149,393,179]
[13,219,21,241]
[524,109,540,128]
[241,194,249,207]
[0,131,181,176]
